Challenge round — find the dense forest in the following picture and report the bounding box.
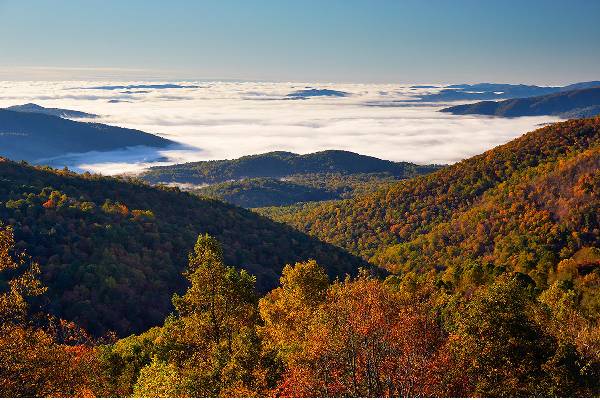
[2,226,600,397]
[139,150,440,208]
[193,173,402,208]
[1,117,600,397]
[139,150,440,185]
[262,117,600,266]
[0,159,367,336]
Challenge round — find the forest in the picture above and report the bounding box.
[2,226,600,397]
[0,159,366,336]
[1,117,600,397]
[139,150,440,186]
[193,173,403,208]
[139,150,441,208]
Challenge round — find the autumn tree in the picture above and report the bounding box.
[259,259,329,357]
[262,263,450,397]
[132,234,276,397]
[0,225,108,397]
[446,273,592,397]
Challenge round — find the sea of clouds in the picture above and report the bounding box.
[0,80,562,174]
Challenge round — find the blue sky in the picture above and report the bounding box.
[1,0,599,83]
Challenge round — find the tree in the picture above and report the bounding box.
[129,234,274,397]
[264,264,449,397]
[0,225,45,325]
[133,358,184,398]
[259,259,329,356]
[0,225,107,397]
[447,274,581,397]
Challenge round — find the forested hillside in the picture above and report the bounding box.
[139,150,440,185]
[3,118,600,397]
[194,173,400,208]
[0,159,367,336]
[139,150,440,208]
[263,117,600,281]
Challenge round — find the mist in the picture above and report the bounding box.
[0,81,562,174]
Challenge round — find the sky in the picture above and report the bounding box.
[1,0,599,84]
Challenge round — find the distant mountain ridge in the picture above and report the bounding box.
[441,87,600,118]
[0,109,174,162]
[139,150,440,185]
[5,103,98,119]
[193,173,405,208]
[286,88,349,99]
[417,80,600,102]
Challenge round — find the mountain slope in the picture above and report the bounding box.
[0,109,173,162]
[5,103,98,119]
[0,159,367,336]
[139,150,440,185]
[375,146,600,284]
[441,87,600,118]
[194,173,400,208]
[262,118,600,274]
[417,80,600,102]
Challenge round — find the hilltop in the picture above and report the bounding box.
[139,150,439,185]
[139,150,441,207]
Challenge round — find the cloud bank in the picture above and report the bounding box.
[0,81,562,174]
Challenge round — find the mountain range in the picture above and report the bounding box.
[417,80,600,102]
[140,150,439,185]
[261,117,600,281]
[0,158,368,336]
[441,87,600,118]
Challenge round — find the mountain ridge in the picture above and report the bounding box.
[139,149,441,185]
[5,103,98,119]
[441,87,600,118]
[0,109,174,162]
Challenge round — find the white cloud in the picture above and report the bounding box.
[0,80,562,174]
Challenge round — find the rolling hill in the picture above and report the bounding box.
[0,109,174,162]
[261,117,600,286]
[139,150,440,184]
[193,173,401,208]
[0,159,367,336]
[139,150,441,207]
[441,87,600,118]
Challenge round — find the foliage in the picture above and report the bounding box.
[0,159,366,335]
[3,118,600,397]
[0,225,109,397]
[266,118,600,280]
[140,150,440,186]
[195,173,404,208]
